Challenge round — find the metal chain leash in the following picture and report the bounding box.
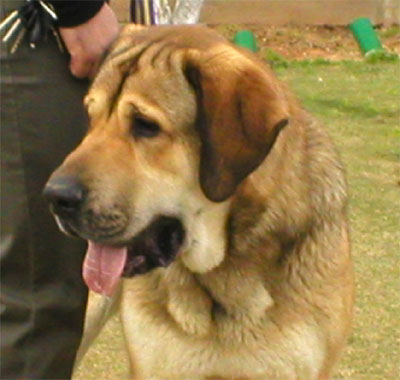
[0,0,63,54]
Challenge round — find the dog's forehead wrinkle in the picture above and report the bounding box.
[136,39,177,70]
[87,27,232,123]
[118,72,196,132]
[102,40,152,73]
[88,41,156,116]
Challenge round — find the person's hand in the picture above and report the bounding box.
[59,3,120,79]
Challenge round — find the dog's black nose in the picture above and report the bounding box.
[43,176,85,217]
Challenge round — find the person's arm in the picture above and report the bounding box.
[48,1,120,79]
[49,0,105,27]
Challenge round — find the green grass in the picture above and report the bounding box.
[265,49,400,68]
[379,25,400,39]
[276,61,400,380]
[74,60,400,380]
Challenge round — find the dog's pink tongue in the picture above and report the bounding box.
[83,241,128,296]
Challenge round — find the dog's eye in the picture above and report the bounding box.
[132,117,160,138]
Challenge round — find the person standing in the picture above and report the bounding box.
[0,1,119,378]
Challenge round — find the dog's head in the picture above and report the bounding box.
[44,25,289,295]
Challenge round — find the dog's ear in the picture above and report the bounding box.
[185,48,289,202]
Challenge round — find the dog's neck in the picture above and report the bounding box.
[174,121,309,321]
[179,195,231,274]
[174,116,325,322]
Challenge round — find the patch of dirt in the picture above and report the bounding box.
[211,24,400,60]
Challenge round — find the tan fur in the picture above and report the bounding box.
[53,25,354,379]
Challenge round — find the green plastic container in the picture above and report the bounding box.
[349,17,384,55]
[233,30,258,52]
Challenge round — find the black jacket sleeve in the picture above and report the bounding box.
[48,1,106,27]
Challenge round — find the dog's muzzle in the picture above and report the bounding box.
[43,175,185,296]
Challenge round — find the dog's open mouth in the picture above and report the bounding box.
[82,217,185,296]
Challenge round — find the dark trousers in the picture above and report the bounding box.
[0,2,88,378]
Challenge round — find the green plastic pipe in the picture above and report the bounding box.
[233,30,258,52]
[349,17,384,55]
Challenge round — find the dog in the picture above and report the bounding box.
[44,25,354,380]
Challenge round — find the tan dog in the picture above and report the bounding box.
[44,25,354,380]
